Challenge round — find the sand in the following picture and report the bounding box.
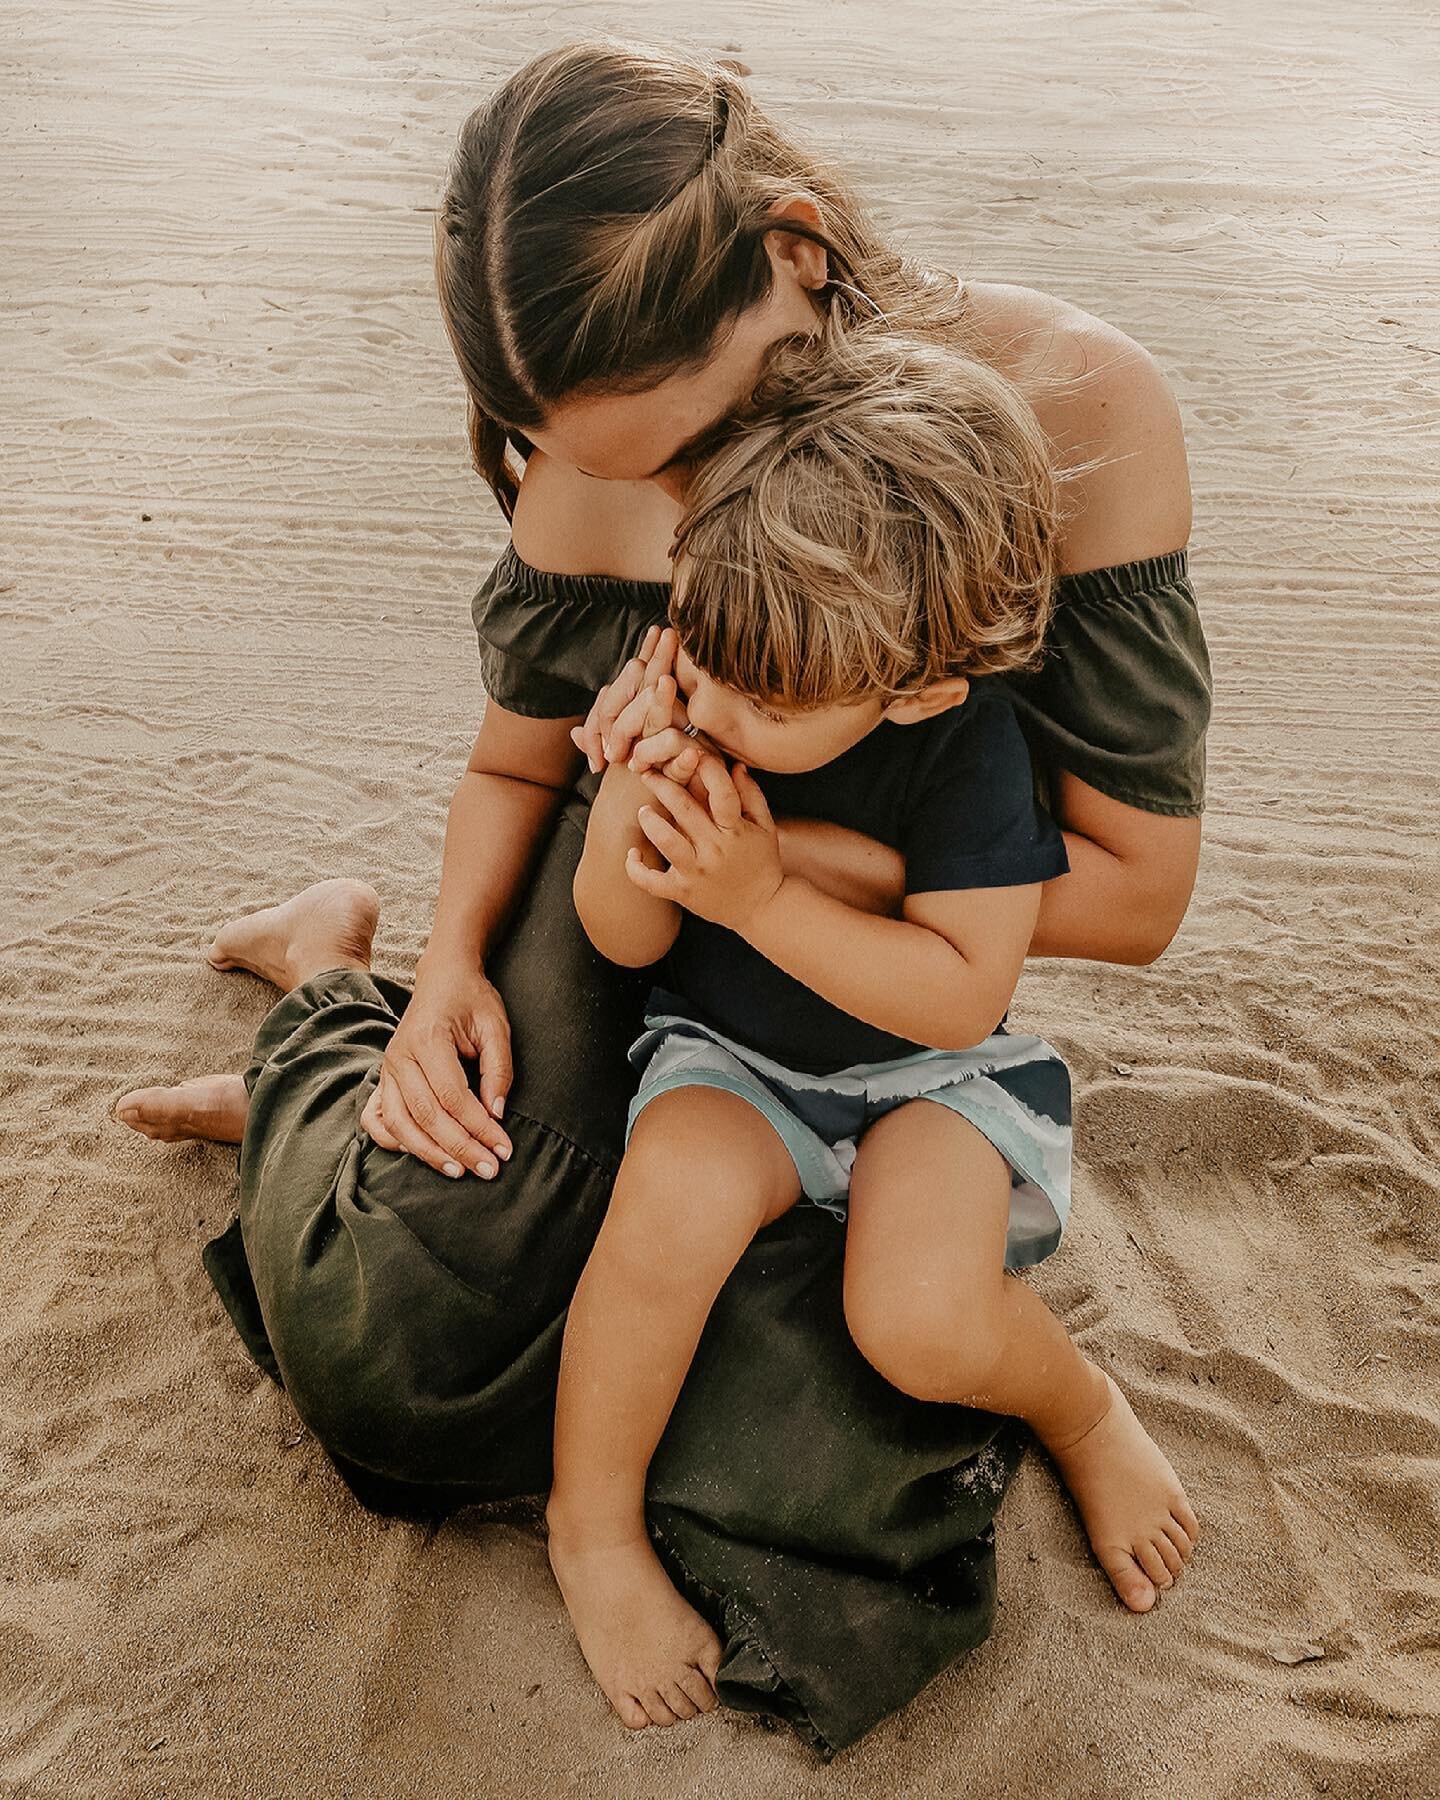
[2,0,1437,1793]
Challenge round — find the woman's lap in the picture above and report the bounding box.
[203,801,1028,1753]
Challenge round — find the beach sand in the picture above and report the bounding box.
[2,0,1437,1793]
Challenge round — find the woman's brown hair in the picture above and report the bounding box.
[436,38,974,519]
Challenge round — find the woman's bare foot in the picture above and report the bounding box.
[113,1074,250,1144]
[547,1523,723,1731]
[207,877,379,992]
[1043,1372,1200,1613]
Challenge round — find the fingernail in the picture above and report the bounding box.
[478,1161,496,1180]
[443,1161,463,1179]
[491,1095,505,1119]
[496,1142,512,1161]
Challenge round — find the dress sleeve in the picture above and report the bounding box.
[1003,550,1211,818]
[470,546,669,721]
[901,683,1070,895]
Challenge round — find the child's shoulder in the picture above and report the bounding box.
[903,677,1029,773]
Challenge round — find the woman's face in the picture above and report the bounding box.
[522,231,826,499]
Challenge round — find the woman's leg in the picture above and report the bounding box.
[112,878,379,1142]
[547,1085,801,1731]
[842,1099,1199,1614]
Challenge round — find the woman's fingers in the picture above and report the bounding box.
[359,1084,403,1150]
[366,1067,485,1178]
[386,1049,505,1177]
[474,1010,514,1125]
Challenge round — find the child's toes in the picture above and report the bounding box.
[1155,1532,1185,1581]
[1166,1518,1195,1563]
[1135,1536,1175,1591]
[1099,1545,1157,1612]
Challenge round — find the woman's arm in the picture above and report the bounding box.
[776,795,1200,965]
[359,700,584,1180]
[574,762,682,967]
[421,701,584,975]
[1031,772,1201,965]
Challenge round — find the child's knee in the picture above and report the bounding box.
[843,1270,1005,1404]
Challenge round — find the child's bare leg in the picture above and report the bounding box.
[843,1101,1199,1613]
[113,878,379,1144]
[547,1087,801,1730]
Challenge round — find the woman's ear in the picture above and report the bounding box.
[883,676,971,725]
[764,196,829,292]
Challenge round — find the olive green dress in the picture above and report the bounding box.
[203,544,1210,1755]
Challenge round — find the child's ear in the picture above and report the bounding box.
[883,676,970,725]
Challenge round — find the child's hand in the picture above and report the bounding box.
[626,763,784,931]
[571,626,684,773]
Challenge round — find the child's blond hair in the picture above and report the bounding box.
[670,322,1062,707]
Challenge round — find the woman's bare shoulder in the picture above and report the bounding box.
[510,449,677,582]
[963,281,1193,574]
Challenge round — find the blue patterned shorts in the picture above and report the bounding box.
[626,1007,1073,1271]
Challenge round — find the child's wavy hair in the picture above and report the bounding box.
[669,323,1063,706]
[437,38,978,519]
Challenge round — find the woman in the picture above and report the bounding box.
[118,41,1210,1752]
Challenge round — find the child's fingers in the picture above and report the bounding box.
[732,763,774,829]
[691,754,742,829]
[629,727,702,777]
[637,804,695,869]
[625,845,678,898]
[640,770,720,842]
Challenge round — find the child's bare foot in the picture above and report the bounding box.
[547,1524,723,1731]
[207,878,379,991]
[1043,1371,1199,1613]
[113,1074,250,1144]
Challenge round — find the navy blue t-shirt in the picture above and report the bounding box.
[655,678,1069,1074]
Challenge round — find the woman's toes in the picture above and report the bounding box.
[678,1667,718,1713]
[616,1695,650,1731]
[661,1682,699,1720]
[640,1690,680,1727]
[1166,1519,1195,1563]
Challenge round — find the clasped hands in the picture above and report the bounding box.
[571,627,785,933]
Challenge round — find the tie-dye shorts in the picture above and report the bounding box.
[626,1004,1073,1272]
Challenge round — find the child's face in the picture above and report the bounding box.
[674,645,966,774]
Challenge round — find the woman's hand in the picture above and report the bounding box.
[359,958,515,1180]
[570,625,688,772]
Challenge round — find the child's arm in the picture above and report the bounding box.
[574,760,682,968]
[745,875,1037,1051]
[631,766,1035,1051]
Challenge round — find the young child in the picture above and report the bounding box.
[548,328,1198,1732]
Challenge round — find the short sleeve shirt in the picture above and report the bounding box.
[658,681,1069,1073]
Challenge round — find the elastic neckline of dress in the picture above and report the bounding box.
[1054,548,1189,606]
[501,539,1189,607]
[501,541,671,601]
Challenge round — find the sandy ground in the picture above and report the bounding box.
[3,0,1438,1794]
